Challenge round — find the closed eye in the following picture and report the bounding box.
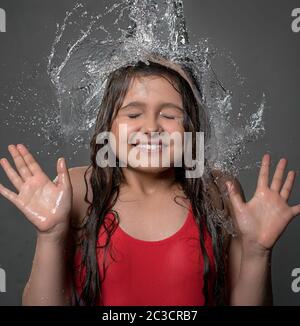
[160,108,183,120]
[161,114,176,120]
[128,114,141,119]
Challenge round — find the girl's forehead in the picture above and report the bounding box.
[129,74,173,86]
[125,75,180,97]
[145,56,202,103]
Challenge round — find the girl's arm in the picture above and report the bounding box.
[225,181,273,306]
[0,144,73,305]
[213,170,274,305]
[228,238,273,306]
[225,154,300,305]
[22,230,72,305]
[22,166,89,306]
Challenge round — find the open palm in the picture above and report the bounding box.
[0,144,72,235]
[227,154,300,251]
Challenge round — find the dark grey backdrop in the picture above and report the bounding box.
[0,0,300,305]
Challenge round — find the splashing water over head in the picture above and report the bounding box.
[47,0,265,178]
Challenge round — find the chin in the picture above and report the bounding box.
[127,164,173,174]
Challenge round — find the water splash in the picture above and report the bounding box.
[1,0,267,235]
[46,0,265,175]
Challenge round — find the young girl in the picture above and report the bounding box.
[0,58,299,306]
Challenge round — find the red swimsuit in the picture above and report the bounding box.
[74,205,216,306]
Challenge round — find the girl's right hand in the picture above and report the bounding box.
[0,144,73,239]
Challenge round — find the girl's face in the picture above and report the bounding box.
[110,75,185,173]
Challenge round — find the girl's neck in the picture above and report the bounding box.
[121,167,178,196]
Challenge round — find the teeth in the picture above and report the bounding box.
[136,144,162,151]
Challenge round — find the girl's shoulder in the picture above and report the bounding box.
[68,166,92,227]
[207,169,244,247]
[208,169,245,212]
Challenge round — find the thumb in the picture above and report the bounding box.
[56,157,71,189]
[226,181,244,212]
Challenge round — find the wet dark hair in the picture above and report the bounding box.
[70,60,230,306]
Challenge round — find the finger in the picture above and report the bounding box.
[226,181,244,212]
[0,158,23,191]
[16,144,43,175]
[56,158,71,189]
[291,204,300,217]
[0,183,18,205]
[270,158,287,192]
[280,170,296,201]
[257,153,270,189]
[52,175,58,185]
[8,144,32,180]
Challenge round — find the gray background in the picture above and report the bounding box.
[0,0,300,305]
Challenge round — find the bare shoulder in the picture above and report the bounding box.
[209,169,245,211]
[208,170,244,302]
[207,169,245,241]
[68,165,90,184]
[68,166,93,226]
[210,169,244,196]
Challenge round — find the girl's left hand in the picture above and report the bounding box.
[226,153,300,254]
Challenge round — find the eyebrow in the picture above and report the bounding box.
[120,101,184,112]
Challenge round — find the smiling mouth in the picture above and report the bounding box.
[135,143,163,151]
[130,141,169,152]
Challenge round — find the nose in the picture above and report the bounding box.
[140,113,163,134]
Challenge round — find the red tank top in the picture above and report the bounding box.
[73,205,216,306]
